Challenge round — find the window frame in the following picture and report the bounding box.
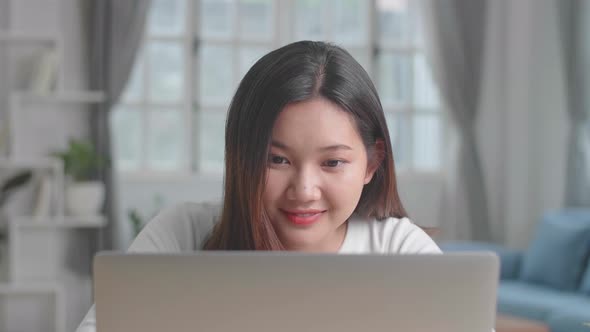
[114,0,446,179]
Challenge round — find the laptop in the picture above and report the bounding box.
[94,252,499,332]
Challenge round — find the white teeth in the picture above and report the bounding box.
[296,213,316,217]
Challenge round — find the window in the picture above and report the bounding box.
[112,0,443,175]
[375,0,443,170]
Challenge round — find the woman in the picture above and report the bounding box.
[76,40,440,332]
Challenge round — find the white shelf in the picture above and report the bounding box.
[0,281,61,295]
[1,6,88,332]
[0,157,65,218]
[0,281,66,332]
[12,91,105,104]
[10,215,107,228]
[0,30,57,44]
[0,157,62,169]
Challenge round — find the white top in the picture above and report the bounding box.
[76,202,441,332]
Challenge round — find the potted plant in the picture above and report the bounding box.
[52,139,107,216]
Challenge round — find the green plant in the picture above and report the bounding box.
[51,139,106,181]
[127,195,164,237]
[128,209,144,238]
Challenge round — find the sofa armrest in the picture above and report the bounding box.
[439,241,522,280]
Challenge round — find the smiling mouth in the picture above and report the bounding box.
[281,209,326,226]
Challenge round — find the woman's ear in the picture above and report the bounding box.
[364,139,385,184]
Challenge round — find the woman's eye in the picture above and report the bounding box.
[323,160,345,168]
[269,155,289,165]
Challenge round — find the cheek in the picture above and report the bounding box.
[338,163,369,186]
[263,170,287,203]
[326,166,368,202]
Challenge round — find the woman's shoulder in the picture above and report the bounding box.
[128,201,221,252]
[149,201,221,234]
[165,201,222,223]
[342,215,441,254]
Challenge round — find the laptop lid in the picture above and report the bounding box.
[94,252,498,332]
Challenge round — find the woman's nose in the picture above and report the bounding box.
[286,167,321,202]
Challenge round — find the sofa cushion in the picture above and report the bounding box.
[520,210,590,291]
[547,305,590,332]
[498,281,590,322]
[439,241,522,279]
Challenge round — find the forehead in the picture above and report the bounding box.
[271,98,363,149]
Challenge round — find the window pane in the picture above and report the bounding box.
[120,48,144,103]
[201,0,234,39]
[408,0,423,46]
[238,46,270,81]
[332,0,367,46]
[199,44,234,106]
[111,107,142,171]
[377,0,416,46]
[385,112,410,168]
[239,0,273,41]
[294,0,325,40]
[413,113,441,170]
[377,53,411,106]
[148,0,186,36]
[197,110,226,173]
[414,54,441,109]
[148,41,184,103]
[147,110,185,171]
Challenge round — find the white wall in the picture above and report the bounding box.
[0,1,9,157]
[59,0,88,91]
[0,1,8,29]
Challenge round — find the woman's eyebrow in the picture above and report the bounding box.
[318,144,353,152]
[271,140,353,152]
[270,140,290,151]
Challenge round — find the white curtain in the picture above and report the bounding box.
[419,0,491,241]
[87,0,151,249]
[559,0,590,207]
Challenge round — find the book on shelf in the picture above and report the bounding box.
[32,174,53,218]
[28,48,58,95]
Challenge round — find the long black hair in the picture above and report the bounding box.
[204,41,407,250]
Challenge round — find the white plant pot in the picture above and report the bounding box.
[65,181,105,216]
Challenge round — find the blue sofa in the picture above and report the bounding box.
[441,210,590,332]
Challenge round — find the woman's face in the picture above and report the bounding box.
[263,97,377,252]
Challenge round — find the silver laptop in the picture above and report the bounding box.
[94,252,498,332]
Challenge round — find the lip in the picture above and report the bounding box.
[280,209,326,226]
